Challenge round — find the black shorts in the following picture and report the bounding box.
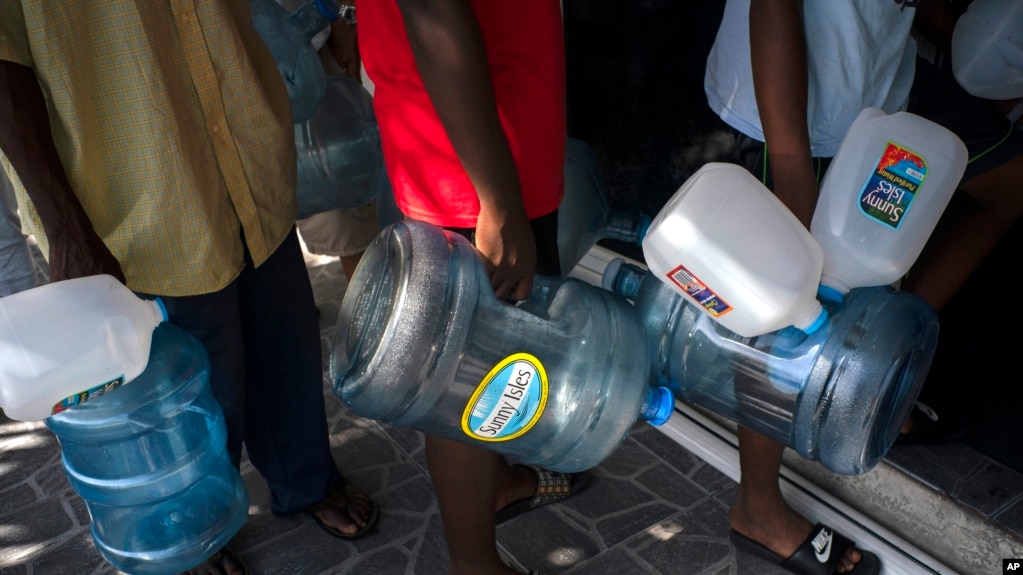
[445,209,562,276]
[735,57,1023,188]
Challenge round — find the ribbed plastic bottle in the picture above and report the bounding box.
[249,0,341,123]
[641,162,828,338]
[0,275,167,422]
[330,221,674,473]
[603,258,939,475]
[295,74,385,219]
[951,0,1023,102]
[45,324,249,575]
[811,108,969,302]
[558,138,651,274]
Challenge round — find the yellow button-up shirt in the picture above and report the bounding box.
[0,1,297,296]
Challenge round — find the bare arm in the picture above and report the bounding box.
[395,0,536,301]
[749,0,818,228]
[326,18,361,81]
[0,60,124,282]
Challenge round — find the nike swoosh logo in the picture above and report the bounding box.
[813,528,833,563]
[916,401,939,422]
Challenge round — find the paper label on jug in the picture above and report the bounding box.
[462,353,549,442]
[665,264,732,318]
[858,142,927,230]
[51,375,125,415]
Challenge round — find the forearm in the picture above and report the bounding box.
[395,0,525,219]
[0,60,123,282]
[0,61,92,240]
[749,0,817,226]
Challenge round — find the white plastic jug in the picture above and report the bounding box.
[810,108,968,301]
[951,0,1023,101]
[0,275,167,421]
[642,163,827,338]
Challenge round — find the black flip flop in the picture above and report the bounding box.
[305,479,380,540]
[496,465,592,525]
[730,523,881,574]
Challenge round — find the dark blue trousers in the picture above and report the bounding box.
[141,228,339,515]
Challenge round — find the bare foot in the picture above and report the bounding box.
[306,479,378,538]
[730,491,866,573]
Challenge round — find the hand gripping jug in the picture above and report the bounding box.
[641,162,828,338]
[45,323,249,575]
[558,138,651,274]
[250,0,342,123]
[603,258,939,475]
[330,221,674,473]
[951,0,1023,103]
[295,74,385,219]
[811,108,968,301]
[0,274,167,422]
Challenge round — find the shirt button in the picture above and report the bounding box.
[212,124,221,133]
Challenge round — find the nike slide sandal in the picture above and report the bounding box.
[730,523,881,574]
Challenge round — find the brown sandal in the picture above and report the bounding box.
[304,479,379,540]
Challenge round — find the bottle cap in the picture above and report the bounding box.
[817,284,845,305]
[600,257,625,292]
[643,386,674,426]
[800,306,829,335]
[153,297,169,322]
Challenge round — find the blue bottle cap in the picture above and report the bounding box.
[643,386,675,426]
[817,284,846,305]
[154,297,169,322]
[800,306,829,335]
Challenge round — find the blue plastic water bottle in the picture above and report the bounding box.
[331,221,674,473]
[45,324,249,575]
[295,74,385,219]
[603,258,939,475]
[558,138,651,274]
[250,0,341,123]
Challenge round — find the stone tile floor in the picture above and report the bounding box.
[1,241,1021,574]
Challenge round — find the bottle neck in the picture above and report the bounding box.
[640,386,674,426]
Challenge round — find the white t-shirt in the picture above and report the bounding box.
[704,0,918,157]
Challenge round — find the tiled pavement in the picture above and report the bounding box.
[1,241,1022,575]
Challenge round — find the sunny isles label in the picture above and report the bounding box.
[462,353,549,442]
[858,142,928,230]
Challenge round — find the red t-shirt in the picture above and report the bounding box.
[358,0,566,228]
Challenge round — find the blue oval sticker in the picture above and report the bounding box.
[461,353,548,442]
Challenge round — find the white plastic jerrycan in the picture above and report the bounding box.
[642,162,827,338]
[810,108,968,301]
[951,0,1023,102]
[0,274,167,421]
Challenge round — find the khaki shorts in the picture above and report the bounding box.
[297,201,380,258]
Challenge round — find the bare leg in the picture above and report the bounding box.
[339,252,364,282]
[903,152,1023,312]
[731,428,864,573]
[425,436,536,575]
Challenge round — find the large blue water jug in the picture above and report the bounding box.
[45,324,249,575]
[602,259,939,475]
[330,221,674,473]
[295,74,385,219]
[557,138,650,274]
[250,0,341,123]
